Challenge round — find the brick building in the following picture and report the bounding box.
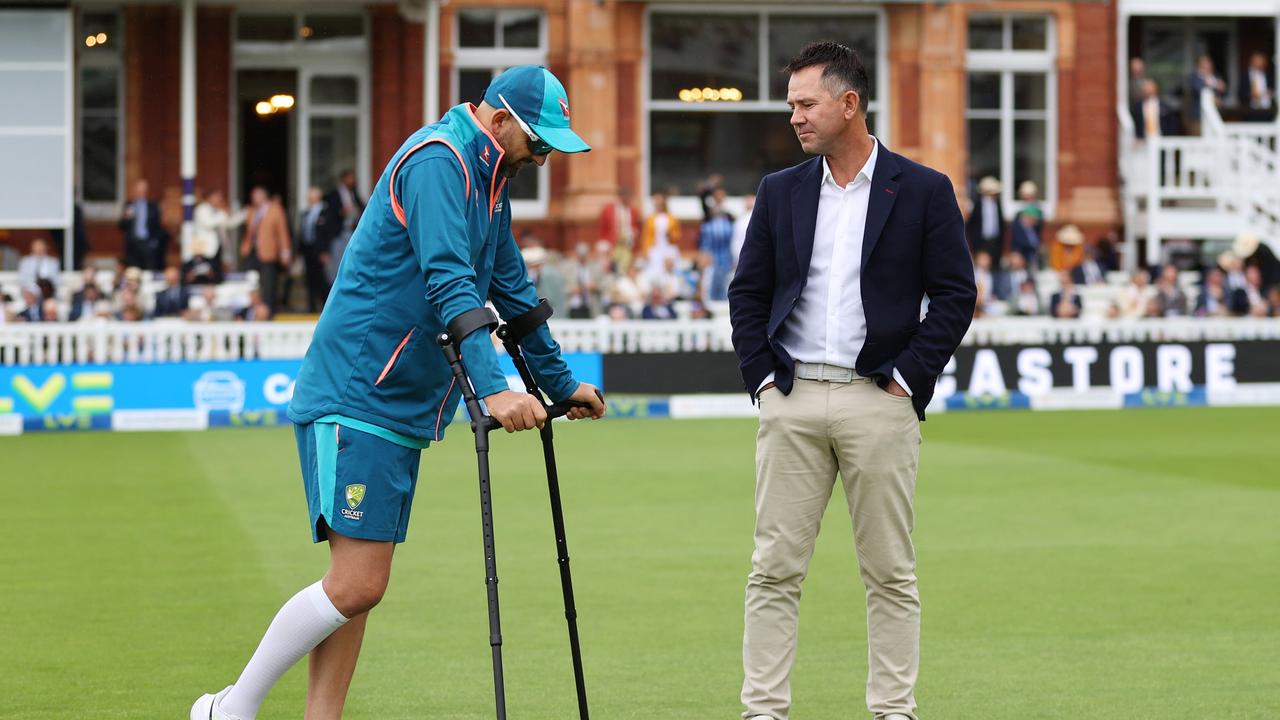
[1,1,1276,269]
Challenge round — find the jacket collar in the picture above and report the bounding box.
[445,103,508,218]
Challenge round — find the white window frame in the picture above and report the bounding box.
[232,8,370,212]
[77,6,125,220]
[643,4,890,219]
[966,13,1058,220]
[452,8,550,219]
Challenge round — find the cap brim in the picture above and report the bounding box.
[533,124,591,153]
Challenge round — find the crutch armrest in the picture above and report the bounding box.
[444,306,500,345]
[498,298,554,342]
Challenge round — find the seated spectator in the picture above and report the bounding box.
[1095,231,1121,272]
[39,297,61,322]
[114,285,148,320]
[1143,295,1164,318]
[1010,208,1043,269]
[18,238,61,296]
[1120,269,1155,318]
[237,289,272,322]
[186,286,236,322]
[609,263,645,316]
[972,250,995,317]
[640,286,677,320]
[647,255,688,303]
[1011,278,1041,316]
[1154,263,1188,316]
[564,242,604,319]
[1268,286,1280,317]
[688,300,713,320]
[1049,271,1083,318]
[1071,243,1107,285]
[153,266,189,318]
[1049,224,1085,271]
[16,288,41,322]
[1195,268,1233,317]
[69,282,104,322]
[604,302,632,320]
[521,245,567,315]
[1243,266,1269,317]
[120,304,145,322]
[994,251,1033,301]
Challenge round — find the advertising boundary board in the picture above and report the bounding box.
[1,339,1279,434]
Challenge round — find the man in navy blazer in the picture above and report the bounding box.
[729,41,974,720]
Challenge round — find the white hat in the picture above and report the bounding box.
[978,176,1002,195]
[1056,224,1084,246]
[1233,231,1260,258]
[1017,180,1038,199]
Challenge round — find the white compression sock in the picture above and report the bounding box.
[219,580,348,720]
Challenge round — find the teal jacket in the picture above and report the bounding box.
[288,103,578,442]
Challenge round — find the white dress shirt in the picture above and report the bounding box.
[1250,68,1272,109]
[760,139,912,396]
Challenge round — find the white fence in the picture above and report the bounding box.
[2,317,1279,366]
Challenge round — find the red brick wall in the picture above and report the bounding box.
[369,6,425,183]
[196,7,232,200]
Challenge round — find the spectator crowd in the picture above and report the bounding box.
[5,166,1280,325]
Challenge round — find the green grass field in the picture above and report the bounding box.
[3,407,1279,719]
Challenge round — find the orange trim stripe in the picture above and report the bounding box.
[463,104,507,221]
[375,328,415,386]
[390,139,471,228]
[435,377,457,441]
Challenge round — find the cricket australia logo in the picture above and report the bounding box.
[480,145,492,165]
[558,96,570,118]
[341,484,366,521]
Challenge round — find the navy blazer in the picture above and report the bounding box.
[728,145,976,420]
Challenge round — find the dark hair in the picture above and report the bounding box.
[783,41,870,115]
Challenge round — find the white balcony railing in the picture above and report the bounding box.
[2,317,1278,367]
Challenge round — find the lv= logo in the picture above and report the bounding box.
[2,372,115,414]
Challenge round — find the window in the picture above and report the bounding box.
[453,9,548,215]
[965,14,1056,216]
[236,13,367,51]
[647,9,885,204]
[308,76,359,191]
[78,9,123,212]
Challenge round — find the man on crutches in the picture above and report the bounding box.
[191,65,604,720]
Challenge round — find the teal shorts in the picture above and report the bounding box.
[294,415,429,544]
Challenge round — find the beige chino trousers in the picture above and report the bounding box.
[742,377,922,720]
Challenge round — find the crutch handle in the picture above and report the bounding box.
[476,391,602,433]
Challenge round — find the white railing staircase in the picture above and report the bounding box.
[1118,88,1280,267]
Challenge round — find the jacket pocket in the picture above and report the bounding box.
[375,327,419,386]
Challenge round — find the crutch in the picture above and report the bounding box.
[498,299,594,720]
[435,305,596,720]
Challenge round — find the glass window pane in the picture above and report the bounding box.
[967,118,1001,182]
[0,136,67,220]
[0,11,67,63]
[459,10,497,48]
[0,70,66,127]
[507,166,539,201]
[650,111,806,196]
[82,115,118,202]
[310,116,358,192]
[768,15,878,102]
[1011,16,1048,51]
[81,67,118,111]
[303,15,363,42]
[237,15,295,43]
[311,76,358,106]
[458,69,493,105]
[650,14,760,102]
[81,11,119,52]
[1014,73,1046,111]
[1014,119,1047,196]
[968,16,1003,51]
[968,72,1000,110]
[502,11,540,49]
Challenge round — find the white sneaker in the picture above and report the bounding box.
[882,714,914,720]
[190,686,237,720]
